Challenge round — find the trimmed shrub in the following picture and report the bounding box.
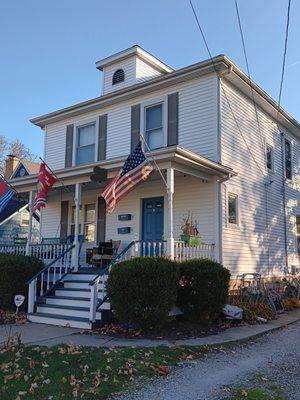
[177,259,230,324]
[0,253,43,310]
[107,257,179,330]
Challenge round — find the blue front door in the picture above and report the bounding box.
[142,197,164,256]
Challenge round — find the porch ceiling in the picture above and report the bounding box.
[9,146,237,192]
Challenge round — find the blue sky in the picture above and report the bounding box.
[0,0,298,157]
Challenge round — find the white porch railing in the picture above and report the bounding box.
[174,241,215,262]
[0,243,70,264]
[27,245,75,313]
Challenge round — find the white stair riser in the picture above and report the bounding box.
[64,274,99,282]
[46,298,90,307]
[37,306,102,319]
[64,282,105,290]
[28,315,91,329]
[46,297,111,310]
[55,289,106,298]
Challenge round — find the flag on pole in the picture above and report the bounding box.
[0,179,14,214]
[32,163,57,212]
[102,142,153,214]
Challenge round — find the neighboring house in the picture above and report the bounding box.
[7,46,300,327]
[0,156,40,244]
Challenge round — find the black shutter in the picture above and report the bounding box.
[98,114,107,161]
[65,124,74,167]
[167,92,179,146]
[97,197,106,243]
[60,201,69,239]
[131,104,141,152]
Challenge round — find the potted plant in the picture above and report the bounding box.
[180,212,202,246]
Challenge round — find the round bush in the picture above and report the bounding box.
[177,259,230,324]
[107,257,179,330]
[0,254,43,311]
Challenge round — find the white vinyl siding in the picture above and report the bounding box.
[178,75,218,160]
[105,175,216,247]
[44,74,219,168]
[220,79,300,276]
[102,58,136,95]
[40,200,61,238]
[44,123,66,170]
[136,57,162,83]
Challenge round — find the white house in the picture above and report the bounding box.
[7,45,300,328]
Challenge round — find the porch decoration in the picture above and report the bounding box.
[180,212,202,246]
[101,141,153,214]
[32,163,57,212]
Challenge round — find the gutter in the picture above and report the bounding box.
[30,56,229,128]
[9,146,236,189]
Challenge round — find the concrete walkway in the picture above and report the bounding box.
[1,309,299,347]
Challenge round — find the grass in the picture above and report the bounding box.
[229,386,285,400]
[0,341,210,399]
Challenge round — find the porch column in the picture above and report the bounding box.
[73,183,82,272]
[167,168,175,260]
[25,190,35,256]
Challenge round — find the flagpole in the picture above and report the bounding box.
[139,134,168,189]
[39,157,70,193]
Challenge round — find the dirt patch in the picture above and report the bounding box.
[89,316,237,340]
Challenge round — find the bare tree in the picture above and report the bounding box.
[0,135,36,173]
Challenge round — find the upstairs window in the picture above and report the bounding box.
[112,69,125,85]
[266,144,274,171]
[228,193,238,225]
[145,103,163,150]
[76,123,95,166]
[285,139,292,179]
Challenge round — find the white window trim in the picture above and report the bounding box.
[72,117,98,167]
[227,192,239,227]
[69,200,96,243]
[140,95,168,150]
[266,143,275,173]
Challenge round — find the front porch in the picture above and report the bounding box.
[6,145,235,328]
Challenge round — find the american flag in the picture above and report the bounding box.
[102,142,153,214]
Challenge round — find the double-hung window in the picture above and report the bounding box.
[76,123,96,166]
[70,203,95,243]
[284,139,292,180]
[145,103,163,150]
[84,204,96,243]
[266,144,274,172]
[228,193,238,225]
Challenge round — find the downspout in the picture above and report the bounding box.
[216,75,223,264]
[280,131,289,274]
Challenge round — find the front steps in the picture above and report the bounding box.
[27,270,110,329]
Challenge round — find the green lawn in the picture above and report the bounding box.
[229,386,285,400]
[0,342,209,399]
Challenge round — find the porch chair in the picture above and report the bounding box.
[90,240,121,268]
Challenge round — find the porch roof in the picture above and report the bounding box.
[9,146,237,192]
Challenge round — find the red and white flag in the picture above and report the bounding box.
[102,142,153,214]
[33,163,57,212]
